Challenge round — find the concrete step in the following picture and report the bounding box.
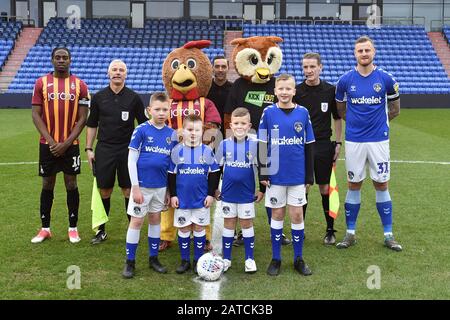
[2,65,20,72]
[0,71,17,77]
[0,78,15,84]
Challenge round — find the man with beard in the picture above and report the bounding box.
[335,36,402,252]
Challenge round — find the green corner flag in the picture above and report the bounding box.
[329,164,340,219]
[91,177,108,233]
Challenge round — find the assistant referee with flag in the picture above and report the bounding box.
[294,52,342,245]
[85,59,147,244]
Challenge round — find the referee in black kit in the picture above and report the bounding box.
[294,52,342,245]
[86,59,147,244]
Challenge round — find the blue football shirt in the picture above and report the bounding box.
[216,137,259,204]
[335,67,399,142]
[258,104,315,186]
[129,122,177,188]
[169,144,220,209]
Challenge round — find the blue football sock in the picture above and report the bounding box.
[193,230,206,261]
[178,230,191,261]
[126,227,140,261]
[345,189,361,232]
[376,190,393,234]
[291,223,304,260]
[242,227,255,260]
[222,228,234,260]
[270,219,283,261]
[148,224,161,258]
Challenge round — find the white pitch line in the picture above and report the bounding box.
[1,159,449,166]
[0,160,89,166]
[335,159,450,165]
[195,180,224,300]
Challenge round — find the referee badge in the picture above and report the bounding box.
[321,102,328,112]
[121,111,129,121]
[294,122,303,133]
[373,83,382,93]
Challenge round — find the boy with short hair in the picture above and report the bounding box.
[122,92,176,279]
[215,107,265,273]
[168,115,221,274]
[258,74,315,276]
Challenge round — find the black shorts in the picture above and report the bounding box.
[39,144,81,177]
[94,142,131,189]
[313,140,335,185]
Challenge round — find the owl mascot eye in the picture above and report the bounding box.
[223,36,283,131]
[161,40,221,140]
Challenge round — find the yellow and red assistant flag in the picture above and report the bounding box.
[329,164,340,219]
[91,177,108,232]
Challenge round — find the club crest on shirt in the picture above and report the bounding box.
[166,137,171,144]
[121,111,129,121]
[373,83,382,93]
[321,102,328,112]
[294,122,303,133]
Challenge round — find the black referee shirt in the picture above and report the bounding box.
[86,85,147,145]
[294,79,340,141]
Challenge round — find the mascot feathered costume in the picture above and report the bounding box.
[224,36,283,130]
[159,40,220,251]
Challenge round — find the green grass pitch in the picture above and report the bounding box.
[0,108,449,299]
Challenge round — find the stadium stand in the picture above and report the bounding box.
[0,21,22,70]
[244,24,450,94]
[8,18,224,93]
[6,18,450,94]
[444,25,450,44]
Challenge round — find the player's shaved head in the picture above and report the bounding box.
[355,35,375,48]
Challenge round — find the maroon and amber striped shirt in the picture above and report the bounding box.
[32,73,90,144]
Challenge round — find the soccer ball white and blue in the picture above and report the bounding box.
[197,252,225,281]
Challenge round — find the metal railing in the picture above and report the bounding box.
[431,18,450,32]
[0,15,35,27]
[209,16,426,30]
